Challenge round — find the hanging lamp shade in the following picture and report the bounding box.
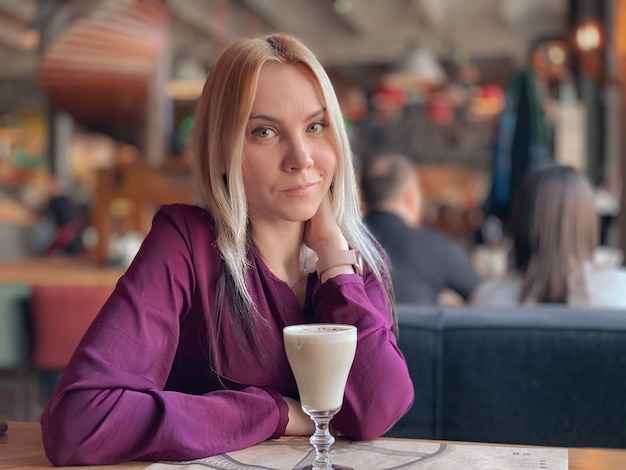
[38,0,170,147]
[384,44,446,91]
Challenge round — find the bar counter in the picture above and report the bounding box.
[0,257,124,286]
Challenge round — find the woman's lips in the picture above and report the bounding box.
[283,182,318,197]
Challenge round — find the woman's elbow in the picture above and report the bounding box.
[42,416,82,465]
[42,399,113,466]
[346,384,415,441]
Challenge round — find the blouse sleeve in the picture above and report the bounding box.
[41,206,288,465]
[310,271,414,440]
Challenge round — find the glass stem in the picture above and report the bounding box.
[310,414,335,470]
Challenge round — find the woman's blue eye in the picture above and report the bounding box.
[308,121,327,133]
[252,127,275,138]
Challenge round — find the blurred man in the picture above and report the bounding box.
[361,154,482,304]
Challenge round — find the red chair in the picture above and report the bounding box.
[28,284,114,415]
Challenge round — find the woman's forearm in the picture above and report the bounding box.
[42,383,288,465]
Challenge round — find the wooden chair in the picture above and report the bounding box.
[90,157,195,264]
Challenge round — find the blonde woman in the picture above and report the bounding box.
[41,33,413,465]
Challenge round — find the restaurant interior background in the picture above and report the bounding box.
[0,0,622,263]
[0,0,625,420]
[1,0,622,261]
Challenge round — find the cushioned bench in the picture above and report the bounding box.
[386,304,626,449]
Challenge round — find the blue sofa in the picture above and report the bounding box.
[386,304,626,449]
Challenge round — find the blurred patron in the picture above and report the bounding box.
[361,153,482,305]
[41,177,81,256]
[472,164,626,306]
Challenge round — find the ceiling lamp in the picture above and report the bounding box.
[165,57,207,101]
[573,20,603,80]
[575,20,602,52]
[384,44,446,91]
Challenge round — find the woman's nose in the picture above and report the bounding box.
[284,135,314,171]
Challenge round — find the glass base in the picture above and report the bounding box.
[293,465,353,470]
[297,408,350,470]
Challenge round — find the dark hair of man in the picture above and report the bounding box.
[360,154,414,209]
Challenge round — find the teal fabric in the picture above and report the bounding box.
[0,284,31,369]
[486,67,552,221]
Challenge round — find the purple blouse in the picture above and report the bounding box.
[41,204,414,465]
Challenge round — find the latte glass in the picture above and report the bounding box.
[284,324,357,470]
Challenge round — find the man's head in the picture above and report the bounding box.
[360,154,421,226]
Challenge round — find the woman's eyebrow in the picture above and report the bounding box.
[249,107,326,123]
[305,108,326,120]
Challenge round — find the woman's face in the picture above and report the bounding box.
[242,62,337,227]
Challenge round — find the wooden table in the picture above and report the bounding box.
[3,421,626,469]
[0,422,145,469]
[0,257,124,286]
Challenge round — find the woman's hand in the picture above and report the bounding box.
[303,193,348,255]
[304,193,356,283]
[283,396,315,436]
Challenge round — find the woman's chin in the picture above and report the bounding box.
[288,203,321,222]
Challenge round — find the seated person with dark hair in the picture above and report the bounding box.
[472,164,626,306]
[42,177,81,256]
[361,153,482,305]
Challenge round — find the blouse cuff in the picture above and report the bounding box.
[315,272,364,295]
[265,388,289,439]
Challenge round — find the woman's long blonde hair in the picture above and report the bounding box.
[192,33,396,346]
